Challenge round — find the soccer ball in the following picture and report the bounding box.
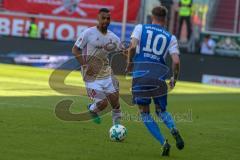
[109,124,127,141]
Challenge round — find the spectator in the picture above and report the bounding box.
[201,34,216,55]
[28,17,38,38]
[177,0,192,41]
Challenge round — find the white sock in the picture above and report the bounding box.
[89,103,97,111]
[112,109,121,125]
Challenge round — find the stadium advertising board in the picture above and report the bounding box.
[202,74,240,88]
[3,0,140,22]
[0,12,134,41]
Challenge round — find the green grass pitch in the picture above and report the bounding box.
[0,63,240,160]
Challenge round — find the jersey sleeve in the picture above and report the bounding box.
[74,29,88,49]
[131,24,142,41]
[168,35,180,55]
[115,35,121,47]
[109,32,121,51]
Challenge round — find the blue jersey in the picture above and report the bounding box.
[134,24,172,65]
[132,24,175,80]
[130,24,179,106]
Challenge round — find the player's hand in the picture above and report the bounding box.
[120,41,130,57]
[169,77,176,89]
[125,63,133,73]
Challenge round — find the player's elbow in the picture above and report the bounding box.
[129,39,137,53]
[173,58,180,66]
[171,54,180,65]
[72,45,79,56]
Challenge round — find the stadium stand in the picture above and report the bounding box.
[210,0,238,32]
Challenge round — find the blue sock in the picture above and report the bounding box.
[157,111,176,130]
[140,113,165,145]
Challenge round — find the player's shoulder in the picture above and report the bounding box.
[107,30,120,40]
[107,30,117,36]
[82,26,97,35]
[132,24,143,34]
[134,24,143,30]
[135,24,143,28]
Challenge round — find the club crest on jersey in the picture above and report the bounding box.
[104,42,117,52]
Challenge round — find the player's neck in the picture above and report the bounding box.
[152,22,164,26]
[97,26,107,35]
[152,20,165,27]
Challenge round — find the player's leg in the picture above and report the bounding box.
[138,103,170,156]
[104,76,121,125]
[88,98,108,112]
[106,91,121,125]
[154,96,184,150]
[138,104,165,145]
[133,94,165,145]
[154,95,176,130]
[88,98,108,124]
[86,81,109,124]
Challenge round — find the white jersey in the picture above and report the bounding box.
[75,26,121,79]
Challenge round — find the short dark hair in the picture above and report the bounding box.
[98,8,110,14]
[152,6,168,20]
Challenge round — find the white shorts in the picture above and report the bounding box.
[85,76,119,103]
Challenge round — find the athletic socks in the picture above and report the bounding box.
[157,111,176,130]
[141,112,165,145]
[89,103,97,111]
[89,104,122,125]
[112,108,121,125]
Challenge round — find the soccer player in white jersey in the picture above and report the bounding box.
[126,6,184,156]
[72,8,121,125]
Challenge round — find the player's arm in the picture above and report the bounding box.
[72,45,85,65]
[171,53,180,84]
[126,37,138,72]
[72,30,88,66]
[126,24,142,73]
[169,35,180,88]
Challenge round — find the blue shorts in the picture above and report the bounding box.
[133,95,167,112]
[131,74,168,111]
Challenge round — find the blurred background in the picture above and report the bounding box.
[0,0,239,88]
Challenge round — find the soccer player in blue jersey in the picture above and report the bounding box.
[126,6,184,156]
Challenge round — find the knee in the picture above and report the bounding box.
[156,110,166,115]
[155,106,166,115]
[102,99,108,107]
[111,101,120,109]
